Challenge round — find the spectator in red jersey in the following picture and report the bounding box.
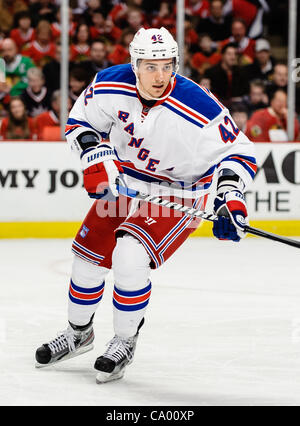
[185,0,210,19]
[22,20,56,67]
[204,42,248,107]
[108,28,135,65]
[70,23,92,63]
[35,89,72,140]
[223,0,269,39]
[51,7,77,41]
[108,1,128,28]
[0,96,36,140]
[109,0,150,29]
[21,67,51,117]
[10,11,35,52]
[245,89,300,142]
[219,18,256,65]
[191,34,222,77]
[151,2,176,34]
[90,8,122,43]
[196,0,232,42]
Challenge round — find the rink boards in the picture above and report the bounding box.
[0,142,299,237]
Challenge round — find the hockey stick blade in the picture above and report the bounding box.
[116,179,300,249]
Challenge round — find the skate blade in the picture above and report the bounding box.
[35,343,94,368]
[96,369,125,384]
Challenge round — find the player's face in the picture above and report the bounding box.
[137,59,173,99]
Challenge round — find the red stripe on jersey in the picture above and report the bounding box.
[167,98,209,124]
[94,83,136,91]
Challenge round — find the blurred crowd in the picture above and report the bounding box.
[0,0,299,142]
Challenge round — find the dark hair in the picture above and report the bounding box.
[90,38,107,47]
[70,66,90,84]
[72,22,92,45]
[93,7,107,18]
[230,102,249,115]
[221,42,238,55]
[13,11,31,27]
[269,88,287,102]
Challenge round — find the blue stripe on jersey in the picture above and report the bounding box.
[95,64,136,85]
[66,118,108,139]
[162,102,204,128]
[169,74,222,121]
[220,154,257,179]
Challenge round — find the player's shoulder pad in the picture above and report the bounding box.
[95,63,136,85]
[171,74,223,122]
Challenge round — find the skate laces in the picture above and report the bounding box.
[48,326,77,354]
[103,336,135,363]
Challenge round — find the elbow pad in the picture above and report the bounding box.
[76,131,101,151]
[217,168,245,195]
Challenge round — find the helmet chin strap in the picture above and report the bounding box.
[135,72,176,101]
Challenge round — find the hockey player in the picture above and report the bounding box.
[35,27,257,383]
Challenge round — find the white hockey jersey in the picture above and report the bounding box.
[65,64,257,198]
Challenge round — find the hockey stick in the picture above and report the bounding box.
[116,179,300,249]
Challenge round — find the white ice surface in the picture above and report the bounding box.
[1,237,300,406]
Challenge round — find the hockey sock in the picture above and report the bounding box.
[68,256,109,326]
[112,281,152,338]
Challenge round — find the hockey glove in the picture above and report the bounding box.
[81,144,123,199]
[213,190,248,242]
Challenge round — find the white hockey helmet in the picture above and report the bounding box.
[129,27,179,74]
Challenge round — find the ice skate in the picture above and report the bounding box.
[35,321,94,368]
[95,318,144,383]
[94,333,139,383]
